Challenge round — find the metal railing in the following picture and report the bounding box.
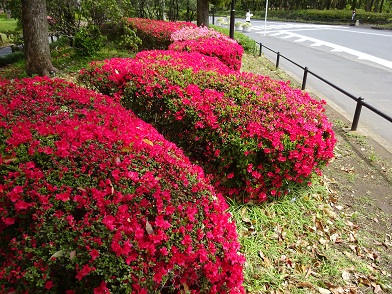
[257,42,392,131]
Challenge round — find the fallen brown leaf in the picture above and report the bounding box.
[142,138,154,146]
[241,216,252,226]
[3,156,18,164]
[371,282,383,293]
[145,219,154,234]
[342,270,351,281]
[349,244,361,256]
[348,231,358,243]
[259,250,272,267]
[296,281,314,289]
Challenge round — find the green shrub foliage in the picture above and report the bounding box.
[73,25,106,57]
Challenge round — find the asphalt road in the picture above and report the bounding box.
[0,45,12,57]
[241,20,392,151]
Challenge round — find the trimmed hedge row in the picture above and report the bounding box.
[0,77,245,293]
[78,51,231,97]
[126,18,244,71]
[78,49,336,203]
[266,9,392,24]
[126,18,197,50]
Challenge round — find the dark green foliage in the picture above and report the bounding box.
[118,25,142,51]
[265,9,391,24]
[73,25,106,57]
[100,21,142,51]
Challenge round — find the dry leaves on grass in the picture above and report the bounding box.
[237,186,390,294]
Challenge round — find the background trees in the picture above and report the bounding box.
[235,0,391,12]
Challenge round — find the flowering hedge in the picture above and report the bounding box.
[0,77,245,293]
[169,26,244,71]
[77,57,134,96]
[125,18,197,50]
[124,19,243,71]
[171,26,237,43]
[169,37,243,71]
[78,52,336,203]
[78,50,232,96]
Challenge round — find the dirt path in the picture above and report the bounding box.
[322,103,392,276]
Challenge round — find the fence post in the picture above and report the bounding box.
[259,43,262,56]
[302,67,308,90]
[276,52,280,68]
[351,97,364,131]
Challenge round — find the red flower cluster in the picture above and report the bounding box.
[126,18,197,50]
[0,77,245,293]
[78,50,336,203]
[78,50,232,96]
[169,37,244,71]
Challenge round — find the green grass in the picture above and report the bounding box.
[0,36,133,79]
[227,178,386,293]
[373,23,392,30]
[50,37,133,75]
[0,18,17,33]
[0,18,18,45]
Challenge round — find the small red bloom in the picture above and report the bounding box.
[76,264,94,281]
[90,249,100,261]
[93,281,110,294]
[45,280,53,290]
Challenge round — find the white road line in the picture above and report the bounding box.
[328,27,392,38]
[254,27,392,70]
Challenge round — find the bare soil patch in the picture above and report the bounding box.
[323,104,392,273]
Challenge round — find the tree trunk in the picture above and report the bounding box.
[379,0,384,12]
[197,0,209,27]
[21,0,57,76]
[351,0,357,10]
[326,0,332,9]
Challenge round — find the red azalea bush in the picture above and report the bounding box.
[134,50,232,73]
[169,26,244,71]
[169,37,244,71]
[124,19,243,71]
[171,26,237,43]
[78,50,232,96]
[78,57,135,96]
[78,52,336,203]
[0,77,245,293]
[125,18,197,50]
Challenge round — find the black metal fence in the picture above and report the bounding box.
[257,42,392,131]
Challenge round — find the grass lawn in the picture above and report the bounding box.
[0,17,18,45]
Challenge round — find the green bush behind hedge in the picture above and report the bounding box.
[216,9,391,24]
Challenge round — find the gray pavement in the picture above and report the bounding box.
[0,46,12,57]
